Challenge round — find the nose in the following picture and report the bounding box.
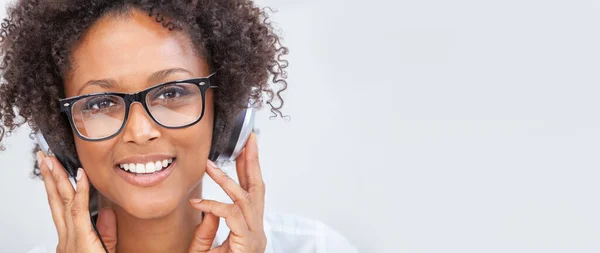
[121,103,161,145]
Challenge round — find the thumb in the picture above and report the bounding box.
[188,212,220,253]
[96,207,118,252]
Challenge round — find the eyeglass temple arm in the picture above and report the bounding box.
[206,72,219,89]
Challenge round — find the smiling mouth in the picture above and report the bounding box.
[117,158,176,174]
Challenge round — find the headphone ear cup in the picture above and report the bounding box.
[34,131,80,178]
[214,106,255,163]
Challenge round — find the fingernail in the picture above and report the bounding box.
[251,133,259,148]
[207,160,217,169]
[43,158,53,171]
[76,168,83,181]
[36,152,42,167]
[190,198,203,204]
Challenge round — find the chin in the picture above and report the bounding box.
[117,191,186,219]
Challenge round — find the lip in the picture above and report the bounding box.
[114,158,177,187]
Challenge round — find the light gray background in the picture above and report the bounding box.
[1,0,600,252]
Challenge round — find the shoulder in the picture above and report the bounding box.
[262,212,359,253]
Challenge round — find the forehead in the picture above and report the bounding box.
[65,9,206,95]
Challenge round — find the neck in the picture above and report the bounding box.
[99,184,204,253]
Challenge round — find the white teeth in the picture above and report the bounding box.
[145,162,156,173]
[135,163,145,173]
[119,158,174,174]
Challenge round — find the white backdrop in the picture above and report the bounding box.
[2,0,600,252]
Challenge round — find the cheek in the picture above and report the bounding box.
[176,97,215,166]
[73,134,117,180]
[173,117,213,170]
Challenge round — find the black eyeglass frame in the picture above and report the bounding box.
[59,72,218,142]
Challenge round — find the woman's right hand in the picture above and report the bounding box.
[37,151,118,253]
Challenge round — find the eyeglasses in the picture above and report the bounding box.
[59,73,218,141]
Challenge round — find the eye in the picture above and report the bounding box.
[87,98,116,110]
[157,89,179,99]
[83,96,119,111]
[153,85,190,100]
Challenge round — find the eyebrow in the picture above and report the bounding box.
[76,68,194,95]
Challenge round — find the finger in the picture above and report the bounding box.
[205,161,257,229]
[235,149,248,190]
[190,199,249,235]
[188,212,219,253]
[71,169,97,243]
[47,155,77,245]
[208,235,230,253]
[245,133,265,217]
[38,152,67,249]
[96,208,118,253]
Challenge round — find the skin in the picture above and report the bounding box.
[35,9,267,253]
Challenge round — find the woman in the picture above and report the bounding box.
[0,0,356,252]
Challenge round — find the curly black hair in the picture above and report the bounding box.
[0,0,288,178]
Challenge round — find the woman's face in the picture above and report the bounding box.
[63,10,213,219]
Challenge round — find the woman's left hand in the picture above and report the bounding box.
[187,133,267,253]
